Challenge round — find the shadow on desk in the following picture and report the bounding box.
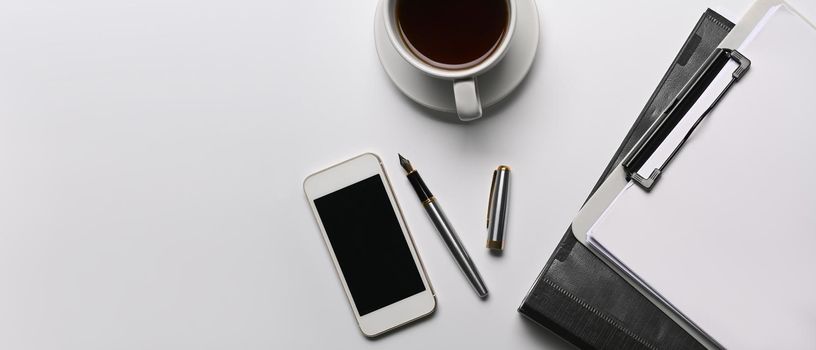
[519,314,578,350]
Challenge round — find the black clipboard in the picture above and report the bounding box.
[518,10,734,350]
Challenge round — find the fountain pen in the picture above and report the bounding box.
[399,154,488,298]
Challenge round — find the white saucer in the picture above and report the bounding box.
[374,0,539,114]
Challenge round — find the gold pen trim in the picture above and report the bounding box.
[422,196,436,205]
[486,240,504,250]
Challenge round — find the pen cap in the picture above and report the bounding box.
[486,165,510,250]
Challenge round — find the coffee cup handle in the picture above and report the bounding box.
[453,78,482,121]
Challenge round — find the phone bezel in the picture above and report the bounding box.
[303,153,436,337]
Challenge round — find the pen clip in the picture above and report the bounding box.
[486,169,498,228]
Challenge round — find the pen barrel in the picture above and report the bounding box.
[486,166,510,250]
[423,199,489,298]
[407,171,433,202]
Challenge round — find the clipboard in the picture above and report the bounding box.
[572,1,816,348]
[519,9,734,350]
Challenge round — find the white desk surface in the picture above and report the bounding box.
[1,0,813,349]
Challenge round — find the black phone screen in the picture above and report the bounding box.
[313,174,426,316]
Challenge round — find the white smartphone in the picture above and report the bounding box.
[303,153,436,337]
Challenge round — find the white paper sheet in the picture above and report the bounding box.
[588,5,816,349]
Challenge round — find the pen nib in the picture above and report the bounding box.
[398,154,414,173]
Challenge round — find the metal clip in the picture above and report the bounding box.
[486,169,498,228]
[624,49,750,190]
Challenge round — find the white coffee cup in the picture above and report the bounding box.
[382,0,517,121]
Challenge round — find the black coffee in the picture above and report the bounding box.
[396,0,509,70]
